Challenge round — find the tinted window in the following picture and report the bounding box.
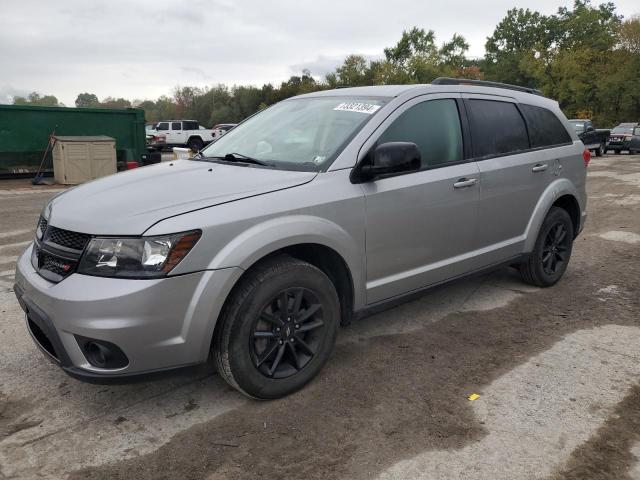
[171,122,182,130]
[156,122,169,131]
[467,100,529,157]
[520,104,571,147]
[377,99,463,168]
[183,121,198,129]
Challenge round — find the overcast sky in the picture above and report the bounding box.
[1,0,637,106]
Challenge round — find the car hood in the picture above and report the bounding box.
[48,160,317,235]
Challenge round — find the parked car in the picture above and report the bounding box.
[14,78,588,399]
[607,123,640,154]
[151,120,212,151]
[212,123,237,140]
[567,119,610,156]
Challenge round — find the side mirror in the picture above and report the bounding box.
[357,142,421,182]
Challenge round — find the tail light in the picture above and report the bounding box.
[583,149,591,167]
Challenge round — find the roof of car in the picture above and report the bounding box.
[295,83,557,108]
[296,85,423,98]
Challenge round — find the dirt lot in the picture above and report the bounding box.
[1,154,639,480]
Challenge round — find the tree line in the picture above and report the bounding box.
[11,1,640,127]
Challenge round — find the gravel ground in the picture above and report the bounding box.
[0,154,639,480]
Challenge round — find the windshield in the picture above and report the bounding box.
[612,126,634,135]
[199,96,389,171]
[569,121,585,132]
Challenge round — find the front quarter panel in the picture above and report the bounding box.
[144,169,367,310]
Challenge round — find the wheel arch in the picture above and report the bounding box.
[186,135,205,146]
[208,215,365,321]
[223,243,356,328]
[523,179,583,252]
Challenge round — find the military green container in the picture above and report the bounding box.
[0,104,146,176]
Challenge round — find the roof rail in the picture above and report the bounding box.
[431,77,544,96]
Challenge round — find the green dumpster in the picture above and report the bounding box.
[0,104,146,176]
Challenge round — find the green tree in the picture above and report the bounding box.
[13,92,59,106]
[439,33,470,70]
[334,55,371,86]
[484,8,555,87]
[99,97,132,109]
[75,92,99,108]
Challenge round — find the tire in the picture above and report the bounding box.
[595,143,604,157]
[519,207,574,287]
[187,137,204,152]
[615,150,621,154]
[214,255,340,399]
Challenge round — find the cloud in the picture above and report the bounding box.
[0,85,30,104]
[1,0,638,105]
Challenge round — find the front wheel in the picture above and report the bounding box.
[519,207,574,287]
[214,255,340,399]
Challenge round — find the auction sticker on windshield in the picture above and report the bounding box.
[334,102,381,114]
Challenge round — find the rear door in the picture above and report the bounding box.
[361,94,480,303]
[465,96,572,264]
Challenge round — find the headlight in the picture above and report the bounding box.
[77,230,201,278]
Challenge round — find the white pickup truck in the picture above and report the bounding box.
[151,120,212,151]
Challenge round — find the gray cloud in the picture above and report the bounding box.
[1,0,638,105]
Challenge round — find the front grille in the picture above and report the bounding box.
[36,216,48,240]
[33,219,90,282]
[37,249,76,278]
[27,317,59,361]
[45,226,90,251]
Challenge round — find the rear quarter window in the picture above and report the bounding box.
[520,104,572,148]
[466,99,529,158]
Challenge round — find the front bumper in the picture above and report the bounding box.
[14,244,242,379]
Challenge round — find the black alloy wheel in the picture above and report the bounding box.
[250,288,325,379]
[214,255,339,399]
[541,222,570,276]
[519,206,574,287]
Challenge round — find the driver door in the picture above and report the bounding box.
[360,95,480,304]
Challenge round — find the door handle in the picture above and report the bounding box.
[532,163,548,172]
[453,178,477,188]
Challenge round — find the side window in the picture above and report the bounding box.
[183,121,197,130]
[171,122,182,130]
[520,104,572,148]
[156,122,169,131]
[377,99,463,168]
[466,99,529,157]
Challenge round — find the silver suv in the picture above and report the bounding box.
[14,78,588,399]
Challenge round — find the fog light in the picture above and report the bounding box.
[76,336,129,369]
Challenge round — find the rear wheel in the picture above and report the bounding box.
[615,149,621,154]
[214,255,340,399]
[520,207,574,287]
[187,137,204,152]
[595,143,605,157]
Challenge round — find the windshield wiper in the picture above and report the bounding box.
[222,152,271,166]
[193,152,272,166]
